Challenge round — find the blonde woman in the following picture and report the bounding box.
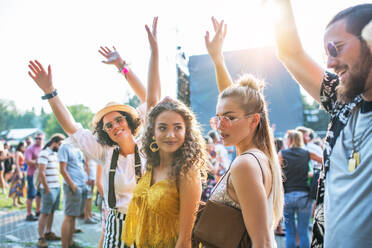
[204,17,284,247]
[122,17,208,248]
[279,130,322,248]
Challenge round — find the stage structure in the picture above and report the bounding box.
[177,47,303,137]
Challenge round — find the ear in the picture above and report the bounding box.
[250,113,261,129]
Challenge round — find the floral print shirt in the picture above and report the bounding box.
[311,71,363,248]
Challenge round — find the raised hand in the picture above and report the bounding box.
[145,16,161,110]
[145,16,159,55]
[204,17,227,62]
[28,60,54,94]
[98,46,125,69]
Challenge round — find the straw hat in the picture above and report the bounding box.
[92,102,139,131]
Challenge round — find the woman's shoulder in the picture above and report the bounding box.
[230,150,267,177]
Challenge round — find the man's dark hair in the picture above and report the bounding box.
[327,4,372,36]
[43,133,65,150]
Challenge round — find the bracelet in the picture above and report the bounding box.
[41,89,58,100]
[118,63,129,75]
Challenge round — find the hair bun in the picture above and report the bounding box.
[362,20,372,50]
[236,74,265,92]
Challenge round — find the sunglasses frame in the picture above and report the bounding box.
[326,35,362,58]
[103,116,126,133]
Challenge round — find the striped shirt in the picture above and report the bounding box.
[37,147,60,189]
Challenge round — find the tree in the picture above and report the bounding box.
[302,95,330,135]
[44,104,94,137]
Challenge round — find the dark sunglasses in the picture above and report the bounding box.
[326,35,361,58]
[35,137,42,140]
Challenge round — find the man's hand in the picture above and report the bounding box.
[44,187,50,195]
[71,184,77,193]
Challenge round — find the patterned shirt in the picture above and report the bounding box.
[311,71,363,248]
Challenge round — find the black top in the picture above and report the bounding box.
[281,147,310,193]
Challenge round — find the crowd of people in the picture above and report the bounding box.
[1,1,372,248]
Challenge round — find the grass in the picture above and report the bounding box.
[0,177,100,214]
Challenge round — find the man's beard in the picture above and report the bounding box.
[337,41,372,103]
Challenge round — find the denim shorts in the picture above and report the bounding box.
[26,175,41,199]
[40,187,61,214]
[63,184,87,217]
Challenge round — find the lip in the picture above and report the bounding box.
[164,141,178,145]
[114,129,124,136]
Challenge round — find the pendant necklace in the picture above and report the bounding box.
[348,108,372,172]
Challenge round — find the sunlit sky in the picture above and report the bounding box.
[0,0,369,114]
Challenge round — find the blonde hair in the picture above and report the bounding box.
[287,130,305,148]
[219,74,284,227]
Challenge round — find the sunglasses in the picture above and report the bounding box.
[210,114,252,129]
[326,35,361,58]
[35,137,42,140]
[103,116,126,133]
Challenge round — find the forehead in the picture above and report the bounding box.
[35,134,44,139]
[155,110,185,125]
[102,111,123,124]
[216,97,244,115]
[324,19,354,43]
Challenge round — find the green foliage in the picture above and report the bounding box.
[44,104,94,137]
[302,95,330,133]
[124,94,140,108]
[0,99,94,139]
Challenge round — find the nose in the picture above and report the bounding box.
[326,56,338,69]
[166,130,175,138]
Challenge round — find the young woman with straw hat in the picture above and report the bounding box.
[28,51,146,248]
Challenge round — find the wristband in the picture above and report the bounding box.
[118,63,129,75]
[41,89,58,100]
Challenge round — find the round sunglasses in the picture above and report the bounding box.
[326,35,361,58]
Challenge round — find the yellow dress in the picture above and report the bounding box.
[122,170,180,247]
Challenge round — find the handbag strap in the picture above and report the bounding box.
[108,147,120,209]
[210,151,261,197]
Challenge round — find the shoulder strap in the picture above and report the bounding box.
[134,145,142,183]
[241,152,265,184]
[108,147,119,209]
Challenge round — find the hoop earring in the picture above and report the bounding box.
[149,136,159,152]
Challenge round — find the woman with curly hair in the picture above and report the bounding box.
[203,17,284,247]
[122,17,208,248]
[27,48,146,247]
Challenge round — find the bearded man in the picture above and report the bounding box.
[273,1,372,247]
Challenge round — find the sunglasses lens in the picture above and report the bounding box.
[104,123,112,132]
[327,42,338,57]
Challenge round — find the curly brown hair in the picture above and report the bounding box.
[141,98,208,184]
[93,111,141,146]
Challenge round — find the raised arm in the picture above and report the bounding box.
[272,0,323,102]
[28,60,79,135]
[99,46,146,103]
[145,17,161,111]
[205,17,233,92]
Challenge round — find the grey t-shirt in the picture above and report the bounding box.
[58,143,87,187]
[325,108,372,247]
